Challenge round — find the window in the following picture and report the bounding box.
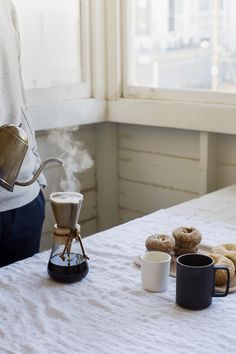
[136,0,151,36]
[13,0,90,100]
[123,0,236,96]
[169,0,175,32]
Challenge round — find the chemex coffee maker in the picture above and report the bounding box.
[0,124,89,283]
[48,192,89,283]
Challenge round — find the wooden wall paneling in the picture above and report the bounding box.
[119,125,200,160]
[119,125,200,193]
[80,219,98,238]
[40,166,63,200]
[76,125,97,158]
[43,202,55,234]
[79,189,97,222]
[218,133,236,188]
[119,208,144,224]
[77,167,96,193]
[118,124,200,222]
[119,179,198,215]
[218,165,236,188]
[37,122,236,250]
[119,149,199,193]
[218,134,236,164]
[96,122,119,231]
[199,132,219,195]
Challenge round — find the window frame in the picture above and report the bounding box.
[19,0,91,103]
[121,0,236,107]
[105,0,236,135]
[15,0,107,130]
[15,0,236,133]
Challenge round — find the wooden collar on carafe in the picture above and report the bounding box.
[53,223,89,260]
[53,223,81,236]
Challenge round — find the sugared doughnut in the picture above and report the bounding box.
[172,227,202,249]
[209,253,235,286]
[174,244,199,256]
[145,234,175,254]
[211,244,236,268]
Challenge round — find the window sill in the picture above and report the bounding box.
[107,98,236,134]
[31,96,236,135]
[30,98,106,131]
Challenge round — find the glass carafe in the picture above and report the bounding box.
[47,192,89,283]
[48,224,89,283]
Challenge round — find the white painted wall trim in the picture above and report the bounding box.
[199,132,218,194]
[96,122,119,230]
[30,99,106,131]
[107,98,236,134]
[90,0,106,100]
[105,0,122,100]
[31,96,236,135]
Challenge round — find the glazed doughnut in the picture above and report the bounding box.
[211,244,236,268]
[172,227,202,249]
[209,253,235,286]
[145,234,175,254]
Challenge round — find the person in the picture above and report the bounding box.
[0,0,47,267]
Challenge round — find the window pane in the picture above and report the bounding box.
[13,0,81,90]
[126,0,236,92]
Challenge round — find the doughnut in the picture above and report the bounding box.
[174,244,199,256]
[172,227,202,249]
[211,244,236,268]
[145,234,175,254]
[209,253,235,286]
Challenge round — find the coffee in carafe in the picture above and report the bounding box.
[47,192,89,283]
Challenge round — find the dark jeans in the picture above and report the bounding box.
[0,190,45,267]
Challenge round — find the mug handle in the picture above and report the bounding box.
[213,265,230,297]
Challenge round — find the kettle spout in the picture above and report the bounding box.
[15,158,63,187]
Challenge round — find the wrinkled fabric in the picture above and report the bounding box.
[0,209,235,354]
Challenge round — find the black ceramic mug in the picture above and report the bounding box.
[176,253,230,310]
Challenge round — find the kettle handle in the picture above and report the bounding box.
[15,158,63,186]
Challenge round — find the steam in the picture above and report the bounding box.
[47,127,93,192]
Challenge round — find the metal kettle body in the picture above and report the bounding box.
[0,124,63,192]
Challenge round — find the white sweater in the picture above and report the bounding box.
[0,0,46,212]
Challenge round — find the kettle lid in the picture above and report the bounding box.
[0,124,28,143]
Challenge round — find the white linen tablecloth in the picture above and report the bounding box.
[1,209,236,354]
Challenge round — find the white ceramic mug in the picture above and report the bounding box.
[141,251,171,292]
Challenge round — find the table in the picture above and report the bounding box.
[1,186,236,354]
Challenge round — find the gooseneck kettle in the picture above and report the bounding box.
[0,124,63,192]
